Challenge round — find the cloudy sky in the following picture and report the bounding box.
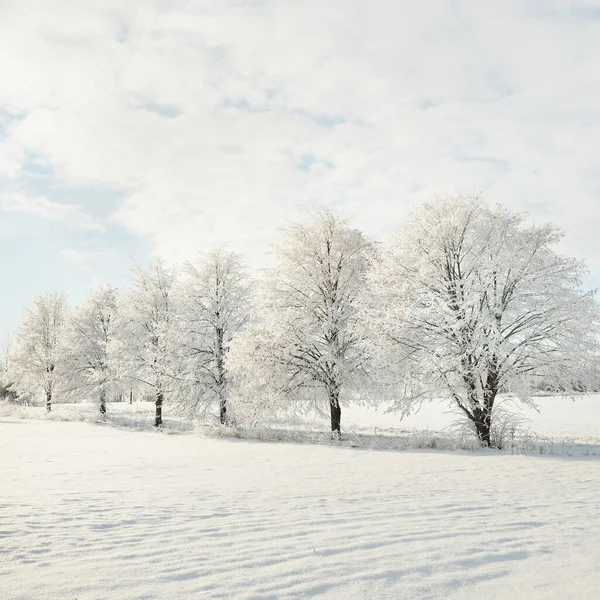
[1,0,599,338]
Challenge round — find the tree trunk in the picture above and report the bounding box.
[219,397,227,425]
[99,387,107,415]
[129,388,133,405]
[463,370,497,448]
[329,387,341,435]
[155,390,163,427]
[472,408,492,447]
[45,390,52,412]
[216,326,228,425]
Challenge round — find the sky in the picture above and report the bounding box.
[1,0,600,340]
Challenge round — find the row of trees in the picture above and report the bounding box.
[2,249,249,427]
[2,196,598,446]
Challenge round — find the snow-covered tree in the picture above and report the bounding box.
[177,249,251,424]
[63,286,120,415]
[9,291,68,411]
[229,209,373,434]
[119,260,178,427]
[367,195,600,447]
[0,333,15,400]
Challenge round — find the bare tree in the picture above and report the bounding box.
[9,291,68,411]
[119,260,178,427]
[229,209,373,435]
[367,195,600,446]
[177,249,251,424]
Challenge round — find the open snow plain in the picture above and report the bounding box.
[1,398,600,599]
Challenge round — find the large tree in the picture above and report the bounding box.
[119,260,178,427]
[367,195,600,447]
[177,249,251,424]
[9,291,68,411]
[63,286,120,415]
[229,209,372,435]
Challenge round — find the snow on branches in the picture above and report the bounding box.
[367,195,600,446]
[6,198,599,443]
[118,259,179,427]
[62,286,120,415]
[175,249,251,423]
[229,208,374,433]
[9,291,68,411]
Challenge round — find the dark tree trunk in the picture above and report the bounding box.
[463,369,498,448]
[219,398,227,425]
[473,410,492,447]
[99,387,107,415]
[45,390,52,412]
[216,326,228,426]
[155,390,163,427]
[129,388,133,405]
[473,373,499,448]
[329,387,341,435]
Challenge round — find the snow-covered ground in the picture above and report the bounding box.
[3,395,600,460]
[5,394,600,441]
[342,395,600,441]
[1,416,600,599]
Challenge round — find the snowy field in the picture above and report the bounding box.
[344,395,600,442]
[4,394,600,444]
[2,400,600,599]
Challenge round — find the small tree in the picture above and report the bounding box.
[0,333,16,401]
[9,291,68,411]
[177,249,250,424]
[367,195,600,447]
[63,286,120,415]
[119,260,178,427]
[229,209,373,435]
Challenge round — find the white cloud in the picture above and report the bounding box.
[58,248,103,263]
[0,192,103,231]
[0,0,599,273]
